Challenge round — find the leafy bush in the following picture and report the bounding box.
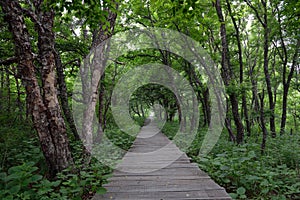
[0,161,110,200]
[161,120,300,199]
[194,138,300,199]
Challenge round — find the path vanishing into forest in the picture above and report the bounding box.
[93,118,232,200]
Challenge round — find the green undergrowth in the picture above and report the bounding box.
[161,120,300,200]
[0,114,145,200]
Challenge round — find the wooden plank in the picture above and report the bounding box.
[93,118,231,200]
[94,190,232,200]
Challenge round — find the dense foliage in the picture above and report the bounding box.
[162,121,300,199]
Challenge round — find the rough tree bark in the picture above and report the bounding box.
[81,1,118,152]
[1,0,73,178]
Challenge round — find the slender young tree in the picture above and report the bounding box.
[226,0,251,136]
[245,0,276,137]
[55,50,80,140]
[215,0,244,144]
[259,90,267,154]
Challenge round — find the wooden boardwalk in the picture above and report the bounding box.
[93,118,231,200]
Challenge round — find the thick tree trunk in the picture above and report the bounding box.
[81,1,118,152]
[1,0,73,178]
[215,0,244,144]
[38,7,74,177]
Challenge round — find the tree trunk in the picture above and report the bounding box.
[1,0,73,178]
[225,117,235,142]
[0,66,3,111]
[226,0,251,136]
[140,104,145,118]
[262,19,276,138]
[259,90,267,155]
[5,68,11,114]
[98,74,105,125]
[215,0,244,144]
[55,50,80,140]
[15,75,23,120]
[280,39,300,135]
[245,0,276,137]
[81,1,118,152]
[184,60,210,127]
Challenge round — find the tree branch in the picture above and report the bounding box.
[0,57,17,66]
[244,0,265,27]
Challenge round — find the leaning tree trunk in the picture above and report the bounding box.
[1,0,73,178]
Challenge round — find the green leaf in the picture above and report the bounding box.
[96,187,107,195]
[261,188,269,194]
[248,151,256,158]
[51,180,61,187]
[223,178,231,183]
[0,172,7,181]
[220,165,229,171]
[6,173,21,181]
[8,166,20,174]
[9,185,20,195]
[229,193,238,199]
[31,174,43,182]
[237,187,246,195]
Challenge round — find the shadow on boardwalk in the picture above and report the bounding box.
[93,118,232,200]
